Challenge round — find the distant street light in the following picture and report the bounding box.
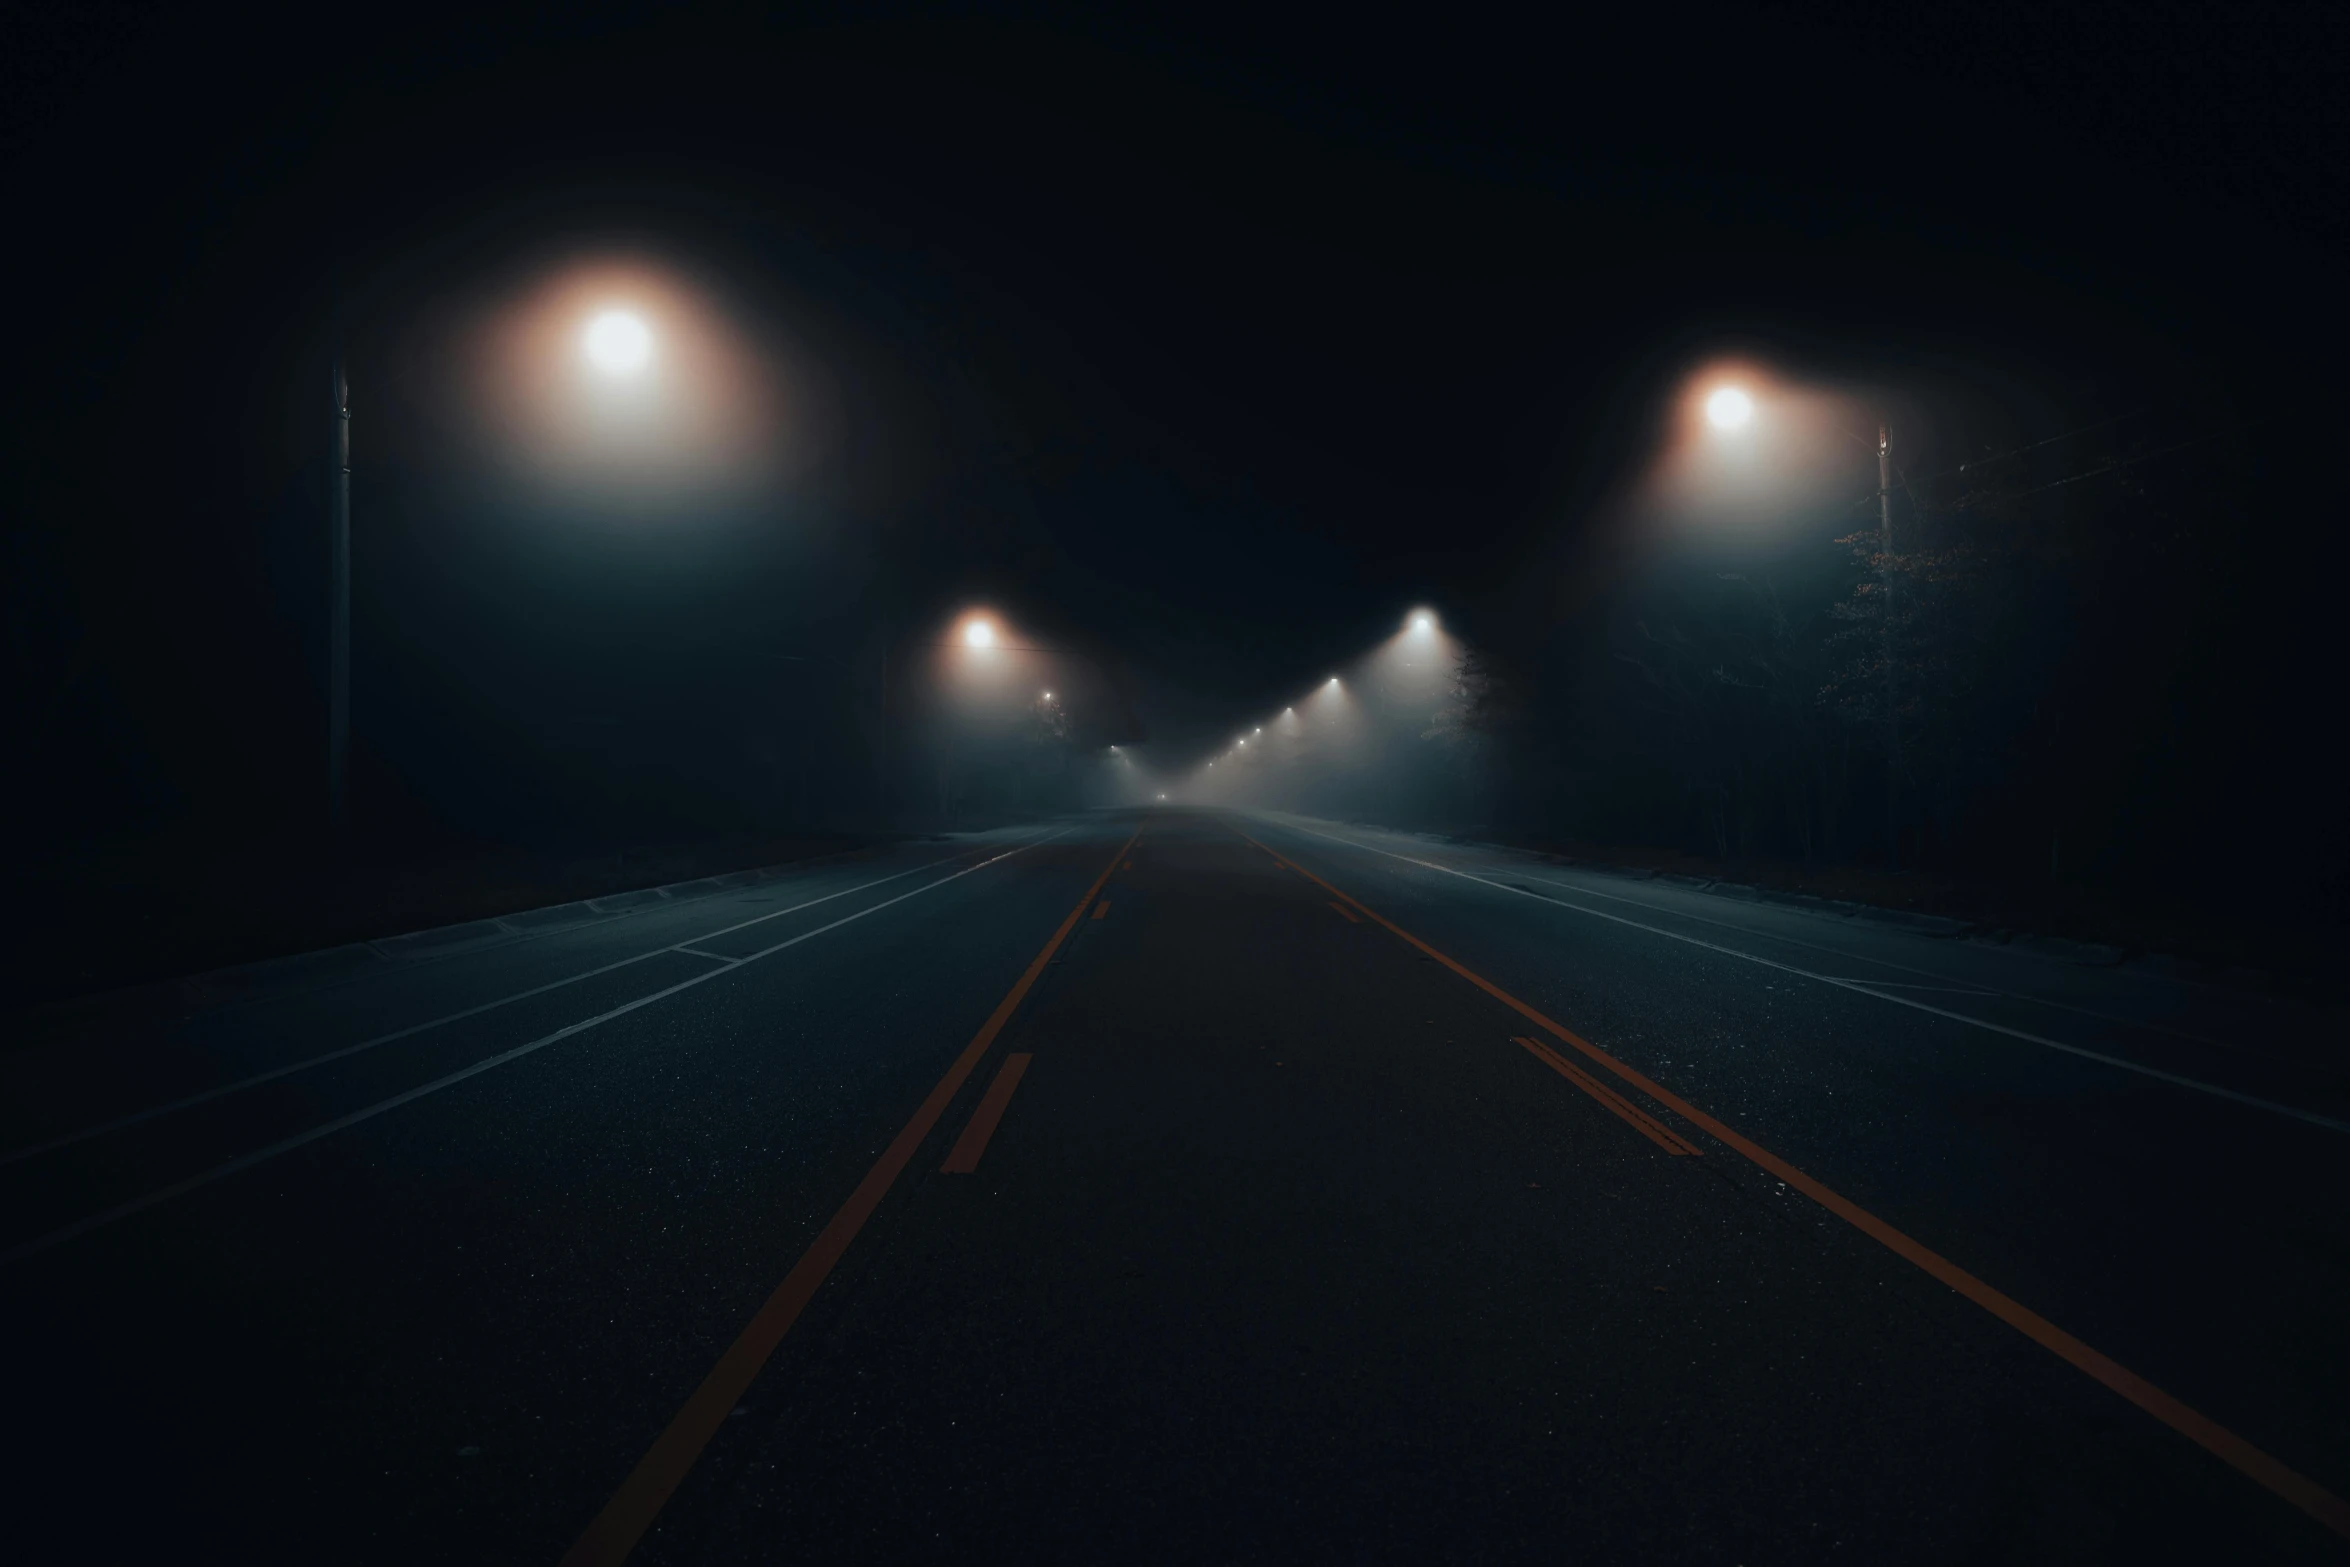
[918,610,1134,814]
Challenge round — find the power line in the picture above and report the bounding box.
[1834,417,2234,517]
[1960,429,2232,507]
[1952,413,2142,477]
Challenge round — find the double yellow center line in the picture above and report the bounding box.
[1236,824,2350,1542]
[561,826,1142,1566]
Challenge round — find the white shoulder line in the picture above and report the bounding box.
[2,830,1074,1266]
[1,833,1064,1169]
[1270,816,2276,1059]
[1271,818,2350,1137]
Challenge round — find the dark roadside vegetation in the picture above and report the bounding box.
[5,781,1100,1016]
[1379,398,2350,997]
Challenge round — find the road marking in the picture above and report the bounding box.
[674,948,742,966]
[1235,826,2350,1542]
[1327,900,1362,924]
[1123,860,1134,870]
[1268,818,2350,1136]
[1515,1036,1699,1155]
[0,841,1044,1169]
[558,825,1143,1567]
[0,837,1071,1268]
[942,1054,1034,1173]
[1092,901,1111,920]
[1272,814,2314,1068]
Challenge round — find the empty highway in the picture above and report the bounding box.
[4,811,2346,1562]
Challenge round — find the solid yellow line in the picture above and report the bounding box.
[1514,1036,1698,1155]
[1236,825,2350,1541]
[559,826,1143,1567]
[940,1053,1035,1173]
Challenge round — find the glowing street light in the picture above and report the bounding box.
[329,288,683,831]
[583,309,654,375]
[1692,365,1901,859]
[963,618,997,649]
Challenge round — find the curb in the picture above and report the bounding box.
[1977,931,2127,967]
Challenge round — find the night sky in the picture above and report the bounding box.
[8,3,2346,863]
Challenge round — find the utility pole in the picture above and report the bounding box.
[1878,421,1898,866]
[328,347,351,836]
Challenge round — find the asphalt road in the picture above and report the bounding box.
[4,810,2346,1563]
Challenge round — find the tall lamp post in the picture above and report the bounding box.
[1876,421,1899,864]
[326,303,658,838]
[1703,382,1902,864]
[328,349,351,835]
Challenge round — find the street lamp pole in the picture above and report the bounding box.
[1703,378,1902,864]
[1878,421,1899,867]
[328,348,352,836]
[876,643,892,819]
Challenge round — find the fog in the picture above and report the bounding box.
[1123,613,1477,826]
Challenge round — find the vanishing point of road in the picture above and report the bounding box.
[4,810,2347,1562]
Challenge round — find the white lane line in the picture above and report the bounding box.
[2,833,1073,1267]
[1267,818,2350,1137]
[0,837,1051,1169]
[1839,980,2000,996]
[111,846,893,1034]
[1268,817,2289,1065]
[1533,870,2343,1068]
[674,948,743,966]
